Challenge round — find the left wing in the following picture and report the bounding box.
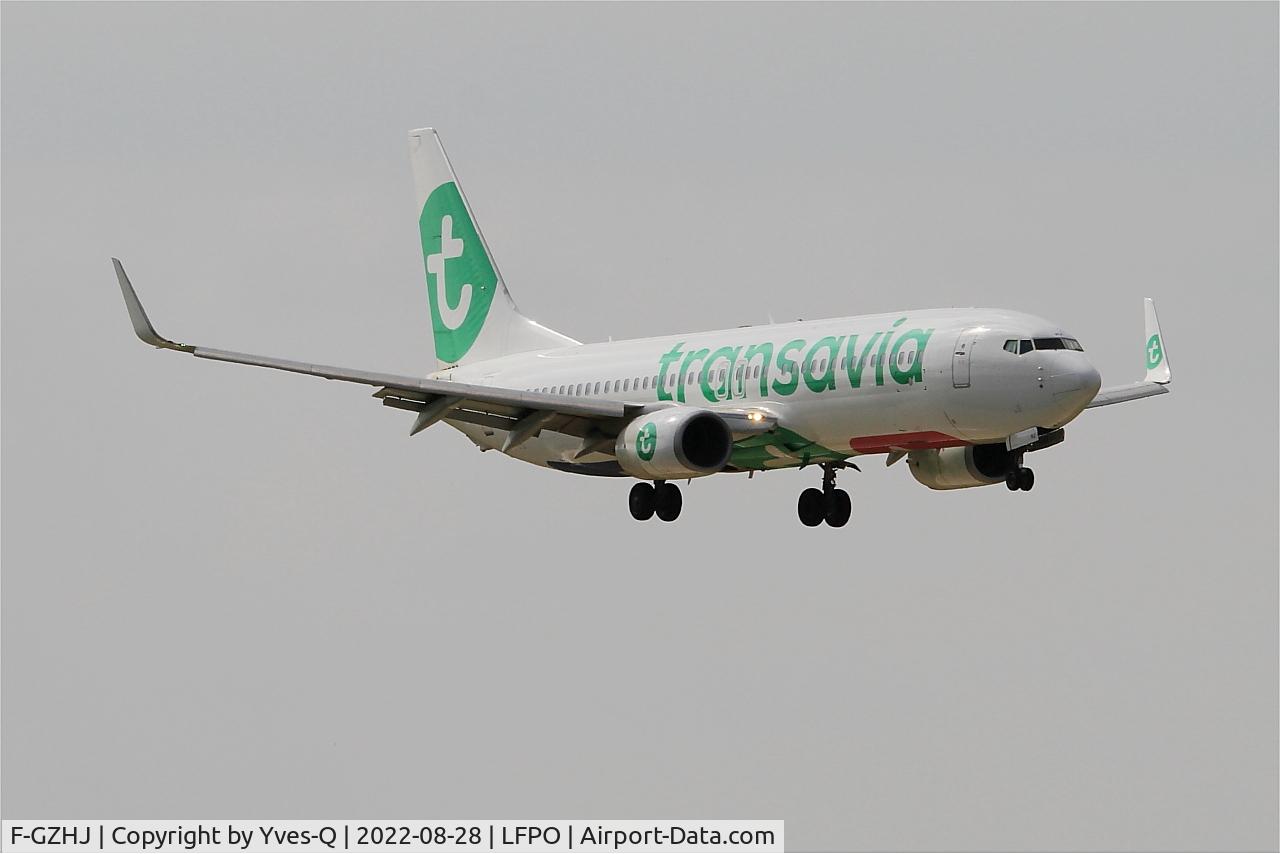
[1086,298,1172,409]
[113,259,777,452]
[114,259,629,449]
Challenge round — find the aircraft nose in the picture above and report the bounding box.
[1081,361,1102,397]
[1046,357,1101,419]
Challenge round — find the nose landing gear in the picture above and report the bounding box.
[797,463,853,527]
[629,480,683,521]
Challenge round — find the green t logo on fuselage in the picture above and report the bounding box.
[420,181,496,363]
[636,422,657,461]
[1146,333,1163,370]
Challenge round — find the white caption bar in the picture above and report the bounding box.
[1,821,783,853]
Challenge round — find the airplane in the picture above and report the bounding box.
[112,127,1172,528]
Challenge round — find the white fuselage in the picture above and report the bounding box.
[438,307,1102,476]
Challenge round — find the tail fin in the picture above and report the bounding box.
[409,128,577,368]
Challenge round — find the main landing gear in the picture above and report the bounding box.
[797,463,852,528]
[1006,466,1035,492]
[629,480,682,522]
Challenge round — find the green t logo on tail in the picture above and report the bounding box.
[636,422,658,461]
[1146,333,1163,370]
[420,181,496,363]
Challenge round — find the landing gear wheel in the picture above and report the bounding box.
[825,489,852,528]
[1006,472,1020,491]
[628,482,655,521]
[1017,467,1035,491]
[654,482,683,521]
[798,488,825,527]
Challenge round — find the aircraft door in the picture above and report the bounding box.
[952,329,980,388]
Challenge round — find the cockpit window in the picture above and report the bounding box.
[1033,337,1085,352]
[1009,338,1083,354]
[1003,339,1035,354]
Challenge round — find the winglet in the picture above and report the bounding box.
[112,258,193,351]
[1142,297,1171,384]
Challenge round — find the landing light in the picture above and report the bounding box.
[747,411,765,422]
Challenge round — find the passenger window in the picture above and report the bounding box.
[575,384,583,395]
[604,381,611,393]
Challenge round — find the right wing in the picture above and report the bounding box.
[1086,297,1172,409]
[113,259,631,450]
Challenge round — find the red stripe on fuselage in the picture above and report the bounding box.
[848,431,967,454]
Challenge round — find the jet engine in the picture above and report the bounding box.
[616,407,733,480]
[908,443,1018,490]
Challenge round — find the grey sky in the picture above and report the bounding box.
[3,2,1277,850]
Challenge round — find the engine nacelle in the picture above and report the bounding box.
[908,444,1018,490]
[615,407,732,480]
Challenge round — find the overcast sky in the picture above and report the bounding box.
[3,2,1277,850]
